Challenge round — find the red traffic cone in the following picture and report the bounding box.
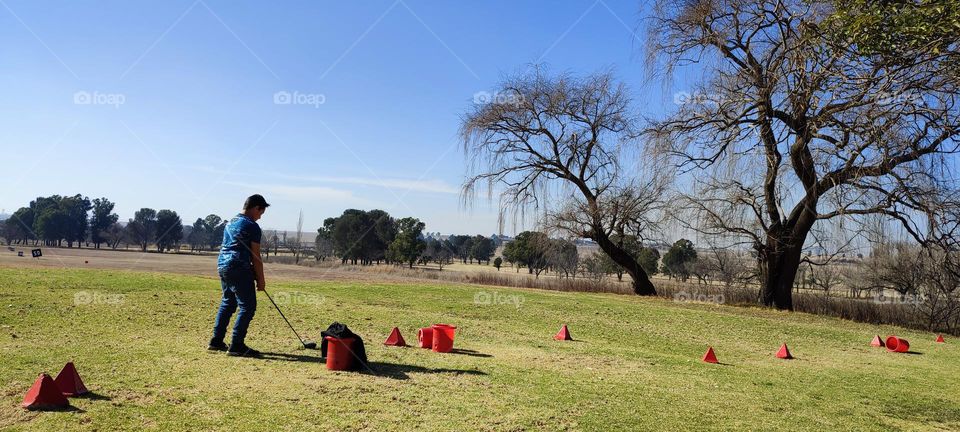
[554,325,573,341]
[870,335,884,347]
[936,334,945,343]
[383,327,407,347]
[702,347,718,364]
[22,373,70,410]
[776,343,793,359]
[54,362,88,396]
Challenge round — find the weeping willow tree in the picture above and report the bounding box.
[646,0,960,310]
[461,67,669,295]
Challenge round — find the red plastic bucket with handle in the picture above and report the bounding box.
[885,335,910,353]
[431,324,457,353]
[325,336,356,370]
[417,327,434,349]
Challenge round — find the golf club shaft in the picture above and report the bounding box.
[263,289,309,347]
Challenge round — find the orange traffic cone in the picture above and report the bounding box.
[776,343,793,359]
[702,347,718,364]
[936,334,945,343]
[22,374,69,410]
[383,327,407,347]
[554,325,573,341]
[870,335,884,347]
[54,362,88,396]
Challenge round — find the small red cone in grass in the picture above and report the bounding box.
[776,343,793,359]
[54,362,88,396]
[22,374,69,410]
[936,334,945,343]
[871,335,885,347]
[383,327,407,347]
[554,325,573,341]
[702,347,718,364]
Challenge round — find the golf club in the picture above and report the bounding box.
[263,289,317,349]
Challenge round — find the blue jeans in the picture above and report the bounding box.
[211,266,257,347]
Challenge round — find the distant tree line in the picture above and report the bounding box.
[1,196,701,282]
[315,209,503,270]
[186,215,228,252]
[1,194,226,253]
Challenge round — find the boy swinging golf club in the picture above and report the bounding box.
[207,194,317,357]
[207,194,270,357]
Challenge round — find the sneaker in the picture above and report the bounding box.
[207,340,228,351]
[227,344,262,358]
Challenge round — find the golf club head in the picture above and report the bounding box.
[303,341,318,349]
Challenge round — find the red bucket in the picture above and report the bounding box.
[431,324,457,353]
[417,327,434,349]
[325,336,356,370]
[885,335,910,353]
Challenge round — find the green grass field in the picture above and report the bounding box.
[1,267,958,431]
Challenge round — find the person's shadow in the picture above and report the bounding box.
[364,361,488,380]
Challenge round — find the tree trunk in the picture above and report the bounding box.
[759,221,812,311]
[593,232,655,295]
[760,248,800,310]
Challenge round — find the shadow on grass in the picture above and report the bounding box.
[74,391,111,401]
[447,348,493,358]
[253,351,489,380]
[27,405,85,413]
[364,361,488,380]
[903,351,924,355]
[257,351,324,363]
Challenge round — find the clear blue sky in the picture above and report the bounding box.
[0,0,683,235]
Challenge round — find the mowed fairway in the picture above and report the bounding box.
[0,267,958,431]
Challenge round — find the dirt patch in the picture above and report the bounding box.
[0,247,443,285]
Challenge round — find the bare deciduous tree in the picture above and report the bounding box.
[462,67,668,295]
[647,0,960,309]
[105,222,126,250]
[289,210,304,264]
